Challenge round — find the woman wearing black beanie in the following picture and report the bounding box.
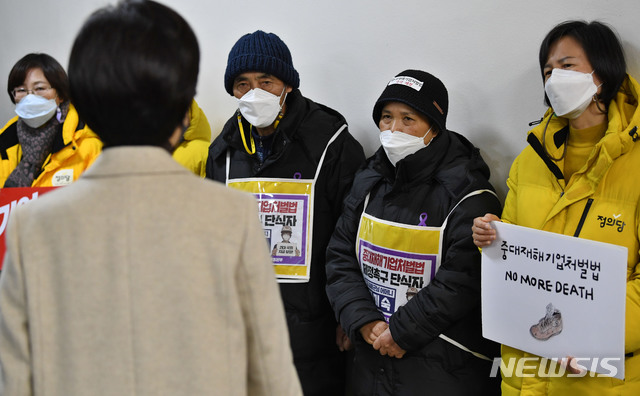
[326,69,502,395]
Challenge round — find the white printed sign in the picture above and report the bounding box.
[482,222,627,379]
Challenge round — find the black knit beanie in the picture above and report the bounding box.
[224,30,300,95]
[372,70,448,132]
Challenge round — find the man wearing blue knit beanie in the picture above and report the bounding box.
[206,30,365,395]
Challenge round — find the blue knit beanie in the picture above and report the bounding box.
[224,30,300,95]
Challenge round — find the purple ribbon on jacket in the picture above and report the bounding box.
[418,213,428,226]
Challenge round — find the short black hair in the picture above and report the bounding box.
[69,0,199,147]
[7,53,69,104]
[539,20,626,108]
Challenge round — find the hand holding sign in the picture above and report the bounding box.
[471,213,500,247]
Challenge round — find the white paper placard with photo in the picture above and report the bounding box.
[481,221,627,379]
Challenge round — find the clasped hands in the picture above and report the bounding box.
[359,320,406,359]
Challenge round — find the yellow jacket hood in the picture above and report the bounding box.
[172,99,211,177]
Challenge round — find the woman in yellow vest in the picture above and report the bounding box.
[326,69,502,395]
[0,53,101,187]
[472,20,640,395]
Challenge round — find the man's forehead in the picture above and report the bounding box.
[234,72,279,82]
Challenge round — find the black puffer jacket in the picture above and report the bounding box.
[206,89,365,396]
[326,130,502,395]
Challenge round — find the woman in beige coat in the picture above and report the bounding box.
[0,1,302,395]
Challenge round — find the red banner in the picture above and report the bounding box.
[0,187,58,270]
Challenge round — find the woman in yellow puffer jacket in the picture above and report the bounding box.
[472,20,640,395]
[1,53,101,187]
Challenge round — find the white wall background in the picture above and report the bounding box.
[1,0,639,200]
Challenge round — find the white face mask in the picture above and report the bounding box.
[282,233,291,242]
[237,87,287,128]
[14,94,58,128]
[544,69,599,119]
[379,127,433,166]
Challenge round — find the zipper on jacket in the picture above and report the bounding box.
[573,198,594,237]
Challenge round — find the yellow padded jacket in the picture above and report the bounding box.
[501,75,640,395]
[0,104,102,187]
[172,100,211,177]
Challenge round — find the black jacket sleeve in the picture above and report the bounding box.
[389,191,502,351]
[325,172,385,342]
[205,131,228,182]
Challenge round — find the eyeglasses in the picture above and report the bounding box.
[11,85,54,101]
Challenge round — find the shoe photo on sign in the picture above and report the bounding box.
[530,303,563,341]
